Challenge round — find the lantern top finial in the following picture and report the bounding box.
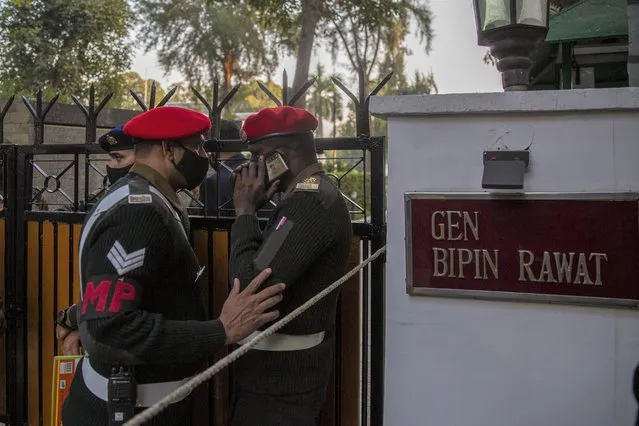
[474,0,550,45]
[473,0,550,91]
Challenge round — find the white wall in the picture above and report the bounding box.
[371,88,639,426]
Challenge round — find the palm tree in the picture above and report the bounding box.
[328,73,344,138]
[306,64,335,138]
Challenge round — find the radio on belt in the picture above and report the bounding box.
[108,366,137,425]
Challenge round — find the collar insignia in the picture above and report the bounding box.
[295,176,320,191]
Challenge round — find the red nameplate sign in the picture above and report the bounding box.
[405,193,639,307]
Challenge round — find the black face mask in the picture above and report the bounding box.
[172,144,209,190]
[106,164,132,185]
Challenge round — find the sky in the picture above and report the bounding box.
[131,1,504,96]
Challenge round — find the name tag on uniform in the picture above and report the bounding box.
[128,194,152,204]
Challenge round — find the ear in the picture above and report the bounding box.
[276,147,292,162]
[162,141,176,161]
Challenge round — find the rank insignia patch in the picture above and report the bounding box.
[107,241,146,276]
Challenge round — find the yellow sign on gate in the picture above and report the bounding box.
[50,355,82,426]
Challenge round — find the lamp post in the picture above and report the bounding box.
[473,0,550,91]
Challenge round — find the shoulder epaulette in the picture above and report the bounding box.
[127,179,152,204]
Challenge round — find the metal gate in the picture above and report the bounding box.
[0,73,387,426]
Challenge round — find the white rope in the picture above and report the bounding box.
[123,244,386,426]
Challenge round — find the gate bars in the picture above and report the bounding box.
[0,69,388,426]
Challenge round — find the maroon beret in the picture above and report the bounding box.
[123,106,211,142]
[240,106,318,144]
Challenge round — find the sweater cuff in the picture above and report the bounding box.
[231,214,262,241]
[187,319,227,353]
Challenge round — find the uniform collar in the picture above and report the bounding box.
[130,163,184,212]
[283,162,324,198]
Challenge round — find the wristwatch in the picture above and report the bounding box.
[55,307,75,330]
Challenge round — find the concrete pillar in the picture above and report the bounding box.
[371,87,639,426]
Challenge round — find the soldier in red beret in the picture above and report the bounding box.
[228,106,353,426]
[61,106,286,426]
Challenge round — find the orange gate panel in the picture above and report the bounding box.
[23,221,365,426]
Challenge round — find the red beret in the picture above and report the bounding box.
[240,106,318,144]
[123,106,211,142]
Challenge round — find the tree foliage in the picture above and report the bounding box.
[323,0,434,56]
[243,0,434,106]
[111,71,167,110]
[0,0,134,102]
[137,0,281,94]
[164,81,194,104]
[225,80,284,117]
[306,64,343,137]
[339,67,437,137]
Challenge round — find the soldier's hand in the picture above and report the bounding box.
[219,268,285,345]
[56,323,71,341]
[232,157,279,216]
[56,326,82,356]
[230,163,247,189]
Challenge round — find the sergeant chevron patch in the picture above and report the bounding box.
[107,241,146,276]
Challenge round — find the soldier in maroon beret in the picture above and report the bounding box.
[228,106,353,426]
[62,106,285,426]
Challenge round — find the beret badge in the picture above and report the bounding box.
[106,135,118,146]
[240,129,248,143]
